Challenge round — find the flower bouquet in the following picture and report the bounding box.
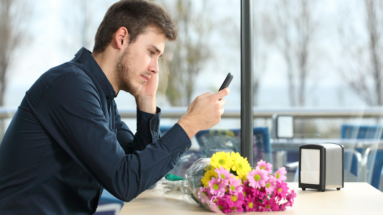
[161,151,296,213]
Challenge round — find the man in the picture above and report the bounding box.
[0,0,229,214]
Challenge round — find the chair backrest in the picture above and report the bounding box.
[341,125,383,139]
[160,125,173,136]
[194,127,272,165]
[341,124,383,189]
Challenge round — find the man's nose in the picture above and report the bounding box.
[149,59,159,74]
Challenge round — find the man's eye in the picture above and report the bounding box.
[149,50,154,55]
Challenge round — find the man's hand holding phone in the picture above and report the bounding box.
[178,73,233,138]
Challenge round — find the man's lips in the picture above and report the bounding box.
[141,75,150,82]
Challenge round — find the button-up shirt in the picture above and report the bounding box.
[0,48,191,214]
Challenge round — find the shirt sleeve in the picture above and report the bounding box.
[31,71,191,202]
[114,104,162,154]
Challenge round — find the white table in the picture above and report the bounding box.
[119,182,383,215]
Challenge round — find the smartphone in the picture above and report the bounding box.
[218,73,233,91]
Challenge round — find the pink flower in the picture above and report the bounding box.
[247,168,269,189]
[227,176,243,195]
[260,198,280,212]
[274,167,287,182]
[257,187,267,199]
[280,202,288,211]
[222,206,244,213]
[244,185,259,198]
[286,189,297,207]
[215,166,230,184]
[223,193,245,213]
[210,192,224,204]
[257,160,273,174]
[244,196,257,212]
[264,175,276,194]
[275,181,289,201]
[208,177,225,195]
[225,192,244,208]
[198,187,210,203]
[216,197,229,212]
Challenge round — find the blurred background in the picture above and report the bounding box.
[2,0,383,197]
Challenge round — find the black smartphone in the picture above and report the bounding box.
[218,73,233,91]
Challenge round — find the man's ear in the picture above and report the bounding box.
[114,27,129,50]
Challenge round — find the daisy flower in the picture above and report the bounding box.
[215,166,230,184]
[208,177,225,195]
[223,206,244,213]
[264,175,276,194]
[216,197,228,212]
[275,181,289,201]
[227,176,243,195]
[210,151,232,170]
[244,185,259,198]
[201,168,218,187]
[230,152,252,180]
[257,187,267,199]
[225,192,244,208]
[280,202,288,211]
[210,192,224,204]
[257,160,273,174]
[274,167,287,182]
[286,189,297,207]
[244,196,257,212]
[261,198,280,211]
[230,151,242,163]
[198,187,211,203]
[247,168,269,189]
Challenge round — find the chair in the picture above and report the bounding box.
[341,124,383,189]
[95,189,123,215]
[380,167,383,192]
[194,127,272,165]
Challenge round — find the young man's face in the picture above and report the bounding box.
[116,26,166,95]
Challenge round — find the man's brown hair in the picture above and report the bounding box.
[93,0,177,53]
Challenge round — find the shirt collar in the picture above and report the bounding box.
[72,47,116,98]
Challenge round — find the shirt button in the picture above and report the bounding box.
[151,120,158,128]
[109,92,114,96]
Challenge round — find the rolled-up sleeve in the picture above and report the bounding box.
[30,71,191,202]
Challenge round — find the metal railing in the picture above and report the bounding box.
[1,107,383,119]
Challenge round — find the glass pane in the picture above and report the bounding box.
[150,0,241,177]
[252,0,383,191]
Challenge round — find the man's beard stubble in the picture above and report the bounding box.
[116,48,135,94]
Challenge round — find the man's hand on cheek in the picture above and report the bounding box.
[135,73,158,98]
[135,73,158,114]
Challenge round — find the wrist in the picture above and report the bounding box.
[177,116,199,139]
[135,96,156,114]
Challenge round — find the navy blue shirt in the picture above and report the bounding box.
[0,48,191,214]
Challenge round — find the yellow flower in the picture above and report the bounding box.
[230,152,251,181]
[201,168,218,187]
[231,152,242,163]
[210,151,232,170]
[204,165,213,172]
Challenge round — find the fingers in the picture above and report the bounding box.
[199,92,212,98]
[213,88,230,101]
[217,98,226,107]
[217,98,226,116]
